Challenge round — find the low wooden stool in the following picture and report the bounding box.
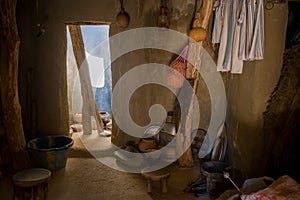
[141,168,170,193]
[13,168,51,200]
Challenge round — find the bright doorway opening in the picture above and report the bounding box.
[66,24,112,134]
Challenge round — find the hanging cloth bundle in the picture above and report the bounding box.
[167,45,189,89]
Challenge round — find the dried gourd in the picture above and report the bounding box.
[189,27,207,42]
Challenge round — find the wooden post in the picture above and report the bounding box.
[68,25,104,134]
[0,0,30,170]
[177,0,214,167]
[194,0,214,29]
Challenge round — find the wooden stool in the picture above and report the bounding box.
[142,168,170,193]
[13,168,51,200]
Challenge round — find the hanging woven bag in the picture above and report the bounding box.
[167,45,189,88]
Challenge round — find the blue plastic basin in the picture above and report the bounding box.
[27,135,74,171]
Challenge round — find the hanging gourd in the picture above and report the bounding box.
[189,19,207,42]
[116,0,130,28]
[189,28,207,42]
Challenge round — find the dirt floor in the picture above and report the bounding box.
[0,132,214,200]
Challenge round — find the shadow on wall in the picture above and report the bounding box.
[263,43,300,182]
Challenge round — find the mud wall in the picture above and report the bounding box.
[15,0,288,182]
[225,3,288,182]
[16,0,197,140]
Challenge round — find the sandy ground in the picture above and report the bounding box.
[49,133,153,200]
[0,132,213,200]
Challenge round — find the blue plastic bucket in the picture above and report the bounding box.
[27,135,74,171]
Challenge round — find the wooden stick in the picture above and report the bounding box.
[197,0,214,29]
[177,0,214,167]
[0,0,30,170]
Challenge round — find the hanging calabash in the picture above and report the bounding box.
[189,27,207,42]
[189,19,207,42]
[116,0,130,28]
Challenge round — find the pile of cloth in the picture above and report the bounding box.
[241,175,300,200]
[217,175,300,200]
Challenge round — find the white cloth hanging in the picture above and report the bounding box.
[239,0,264,61]
[216,0,243,73]
[212,0,225,44]
[231,0,244,73]
[215,0,230,72]
[249,0,264,60]
[212,0,264,74]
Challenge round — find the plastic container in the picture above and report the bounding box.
[27,135,74,171]
[201,161,231,196]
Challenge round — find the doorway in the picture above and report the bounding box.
[66,24,112,133]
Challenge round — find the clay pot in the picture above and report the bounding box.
[138,138,158,152]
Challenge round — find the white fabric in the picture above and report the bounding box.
[231,0,244,74]
[86,52,105,88]
[212,0,225,44]
[212,0,264,74]
[216,0,231,72]
[239,0,264,61]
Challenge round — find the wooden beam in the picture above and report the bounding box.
[65,21,111,26]
[194,0,214,29]
[68,25,104,134]
[177,0,214,167]
[0,0,30,170]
